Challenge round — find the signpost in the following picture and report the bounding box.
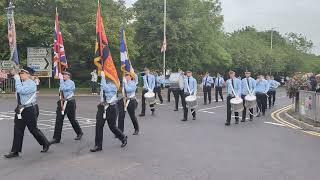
[27,47,52,88]
[0,60,14,71]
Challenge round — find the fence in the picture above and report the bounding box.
[0,78,15,93]
[297,90,320,123]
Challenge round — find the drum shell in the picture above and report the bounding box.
[144,92,155,104]
[245,95,257,109]
[230,98,244,113]
[169,73,181,89]
[185,95,197,108]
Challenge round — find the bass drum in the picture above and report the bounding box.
[245,94,257,109]
[230,97,244,113]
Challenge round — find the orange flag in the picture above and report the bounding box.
[94,1,120,89]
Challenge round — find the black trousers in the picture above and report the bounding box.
[172,89,184,110]
[11,105,49,153]
[53,99,82,141]
[118,99,139,132]
[226,96,239,123]
[182,93,196,119]
[153,87,163,102]
[215,87,223,102]
[203,86,212,103]
[167,88,172,102]
[91,81,97,93]
[141,89,155,114]
[267,90,276,107]
[241,95,253,120]
[95,104,125,148]
[256,93,267,115]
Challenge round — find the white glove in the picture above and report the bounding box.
[58,73,63,80]
[100,71,105,78]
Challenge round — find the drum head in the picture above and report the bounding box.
[245,94,256,101]
[230,98,243,104]
[144,92,155,98]
[186,95,197,102]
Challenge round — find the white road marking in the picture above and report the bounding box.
[199,111,215,114]
[198,105,225,112]
[264,121,286,127]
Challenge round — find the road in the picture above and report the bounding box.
[0,89,319,180]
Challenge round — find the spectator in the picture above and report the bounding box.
[308,73,317,91]
[34,76,40,92]
[0,69,8,93]
[90,69,98,95]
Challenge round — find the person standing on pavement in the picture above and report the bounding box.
[215,73,225,102]
[241,71,256,122]
[153,71,163,104]
[117,73,139,135]
[225,71,242,126]
[90,69,98,95]
[181,70,197,121]
[139,68,156,117]
[50,71,83,144]
[34,76,40,92]
[4,66,51,158]
[91,71,128,152]
[266,75,280,108]
[202,72,214,105]
[255,75,269,117]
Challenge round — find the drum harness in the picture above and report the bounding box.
[229,80,241,118]
[144,77,156,107]
[245,78,261,116]
[186,78,197,114]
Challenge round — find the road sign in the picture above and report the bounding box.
[27,47,52,77]
[0,60,14,69]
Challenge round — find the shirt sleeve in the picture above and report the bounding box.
[14,75,36,95]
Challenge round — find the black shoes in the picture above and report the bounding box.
[90,146,102,152]
[174,109,178,111]
[121,136,128,148]
[139,113,145,117]
[225,122,231,126]
[49,139,60,145]
[192,116,196,120]
[74,133,83,140]
[41,143,50,153]
[235,120,239,124]
[181,119,187,121]
[241,119,246,122]
[133,131,139,135]
[151,111,155,116]
[4,152,19,158]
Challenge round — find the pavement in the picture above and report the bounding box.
[0,89,320,180]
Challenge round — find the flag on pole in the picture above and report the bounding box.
[7,1,19,65]
[53,8,68,79]
[161,34,167,53]
[94,1,120,89]
[120,27,135,78]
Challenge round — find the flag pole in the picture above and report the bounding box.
[163,0,167,76]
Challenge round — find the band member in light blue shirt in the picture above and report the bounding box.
[153,71,163,104]
[5,66,50,158]
[140,68,156,116]
[202,72,214,105]
[241,71,256,122]
[255,75,269,116]
[181,70,197,121]
[266,75,280,108]
[225,70,242,126]
[215,73,225,102]
[51,71,83,144]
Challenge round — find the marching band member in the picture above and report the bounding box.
[50,71,83,144]
[241,71,256,122]
[267,75,280,108]
[215,73,225,102]
[225,71,242,126]
[117,73,139,135]
[255,75,269,117]
[181,70,197,121]
[139,68,156,117]
[5,67,50,158]
[202,72,214,105]
[153,71,163,104]
[172,70,185,111]
[90,71,127,152]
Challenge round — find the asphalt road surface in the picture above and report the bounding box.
[0,89,319,180]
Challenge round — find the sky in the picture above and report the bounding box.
[125,0,320,54]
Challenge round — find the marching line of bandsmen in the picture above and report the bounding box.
[3,66,279,158]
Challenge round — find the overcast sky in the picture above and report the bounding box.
[125,0,320,54]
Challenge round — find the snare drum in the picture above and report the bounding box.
[144,91,155,104]
[230,97,244,113]
[185,95,197,108]
[244,94,257,109]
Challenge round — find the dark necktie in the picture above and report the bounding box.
[146,76,149,87]
[205,77,208,86]
[232,79,235,96]
[218,78,220,87]
[188,77,190,86]
[247,78,250,90]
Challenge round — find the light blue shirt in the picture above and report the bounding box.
[143,74,155,91]
[268,80,280,91]
[101,76,118,103]
[14,75,37,105]
[255,79,269,93]
[226,78,241,96]
[241,77,256,95]
[215,77,225,87]
[124,74,138,98]
[155,75,162,87]
[184,76,197,94]
[60,79,75,99]
[202,75,214,87]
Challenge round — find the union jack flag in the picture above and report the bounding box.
[53,8,68,79]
